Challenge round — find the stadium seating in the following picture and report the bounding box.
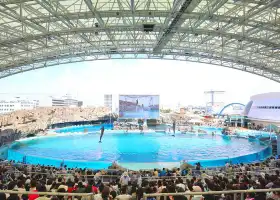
[0,157,280,200]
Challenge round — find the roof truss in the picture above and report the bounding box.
[0,0,279,82]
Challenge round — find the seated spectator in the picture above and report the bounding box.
[46,180,53,192]
[36,185,50,200]
[191,186,204,200]
[116,187,132,200]
[81,186,93,200]
[176,179,186,191]
[174,187,187,200]
[16,180,25,199]
[160,168,166,177]
[7,194,20,200]
[29,180,39,200]
[153,169,158,177]
[0,193,6,200]
[74,182,86,193]
[56,188,66,200]
[102,186,111,200]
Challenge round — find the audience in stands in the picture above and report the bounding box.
[0,157,279,200]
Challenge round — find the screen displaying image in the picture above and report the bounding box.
[119,95,160,119]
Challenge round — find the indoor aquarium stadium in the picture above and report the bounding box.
[0,0,280,199]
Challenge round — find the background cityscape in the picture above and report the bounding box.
[0,91,243,116]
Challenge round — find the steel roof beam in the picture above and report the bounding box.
[1,36,278,70]
[0,2,71,50]
[192,0,228,29]
[0,49,268,70]
[175,0,229,45]
[1,51,279,82]
[0,3,49,50]
[1,27,278,49]
[35,0,104,53]
[2,11,280,36]
[83,0,119,50]
[194,0,280,49]
[0,0,280,82]
[153,0,201,53]
[1,0,268,6]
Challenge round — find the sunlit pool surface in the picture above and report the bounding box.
[7,127,272,170]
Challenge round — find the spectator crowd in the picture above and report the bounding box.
[0,157,279,200]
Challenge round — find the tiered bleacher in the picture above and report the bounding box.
[0,157,280,200]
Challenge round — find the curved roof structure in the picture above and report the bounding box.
[1,0,280,82]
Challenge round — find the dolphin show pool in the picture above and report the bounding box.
[6,126,272,170]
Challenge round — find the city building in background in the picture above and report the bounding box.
[104,94,113,111]
[78,101,83,107]
[0,97,39,114]
[244,92,280,126]
[51,94,83,107]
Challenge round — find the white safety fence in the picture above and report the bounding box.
[141,168,279,180]
[2,188,280,200]
[2,161,280,185]
[3,168,280,185]
[143,188,280,200]
[0,190,94,200]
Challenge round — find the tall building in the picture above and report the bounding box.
[51,94,83,107]
[104,94,112,111]
[0,97,39,114]
[78,101,83,107]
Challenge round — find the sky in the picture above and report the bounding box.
[0,59,279,109]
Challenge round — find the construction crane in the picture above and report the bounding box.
[204,90,225,106]
[204,90,225,114]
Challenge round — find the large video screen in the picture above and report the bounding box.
[119,95,160,119]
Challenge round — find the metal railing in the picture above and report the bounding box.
[0,190,94,200]
[143,188,280,200]
[2,160,280,185]
[141,168,280,179]
[4,188,280,200]
[3,167,280,185]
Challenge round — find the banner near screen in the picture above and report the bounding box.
[119,95,160,119]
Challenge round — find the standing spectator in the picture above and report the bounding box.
[120,172,130,187]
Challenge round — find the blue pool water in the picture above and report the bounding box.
[194,126,277,139]
[7,128,272,170]
[55,124,113,133]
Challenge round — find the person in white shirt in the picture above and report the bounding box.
[176,179,186,191]
[94,171,102,181]
[240,164,246,172]
[120,172,131,187]
[225,162,230,168]
[45,179,53,192]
